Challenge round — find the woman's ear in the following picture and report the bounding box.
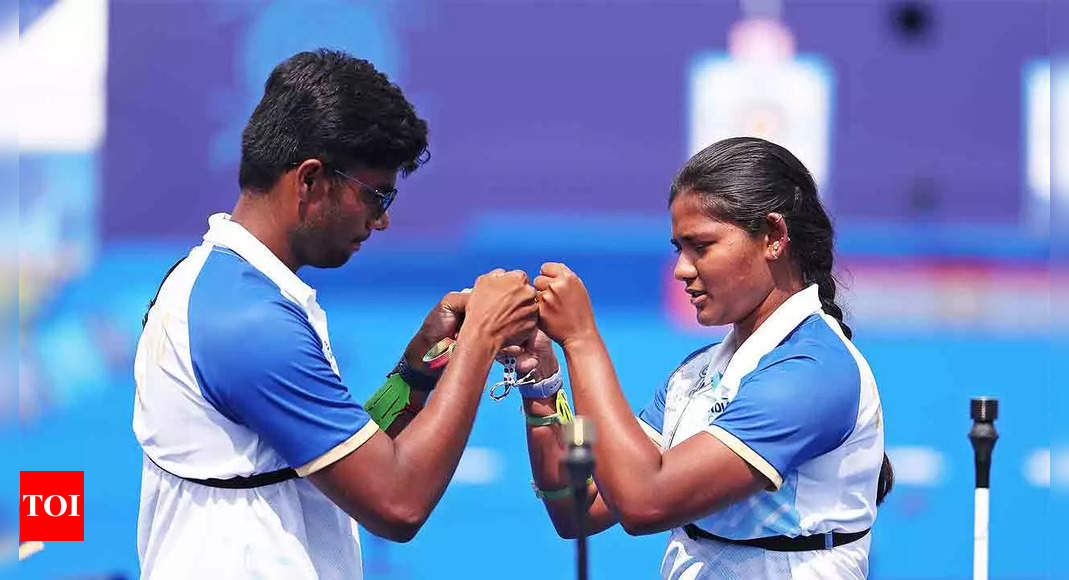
[764,213,790,260]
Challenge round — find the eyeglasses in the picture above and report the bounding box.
[333,169,397,216]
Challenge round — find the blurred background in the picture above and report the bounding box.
[8,0,1055,578]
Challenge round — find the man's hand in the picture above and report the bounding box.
[403,291,470,376]
[461,269,539,351]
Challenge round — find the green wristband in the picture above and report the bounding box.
[525,412,563,427]
[364,373,412,432]
[533,483,573,500]
[524,389,575,427]
[532,476,595,500]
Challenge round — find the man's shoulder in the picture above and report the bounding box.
[189,247,312,343]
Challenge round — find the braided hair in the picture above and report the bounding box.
[669,137,892,505]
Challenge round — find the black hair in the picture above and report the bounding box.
[239,49,429,192]
[669,136,893,505]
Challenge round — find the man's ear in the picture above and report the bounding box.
[295,159,326,202]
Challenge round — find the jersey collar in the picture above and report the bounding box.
[720,284,823,388]
[202,213,318,308]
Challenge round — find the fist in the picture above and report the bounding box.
[463,269,539,349]
[404,290,470,374]
[496,329,559,380]
[533,262,597,347]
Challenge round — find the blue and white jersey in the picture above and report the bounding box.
[637,285,884,579]
[133,213,379,579]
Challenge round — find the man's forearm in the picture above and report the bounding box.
[366,335,442,435]
[383,389,428,437]
[385,334,498,517]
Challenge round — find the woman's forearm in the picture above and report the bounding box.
[561,334,665,520]
[524,395,618,537]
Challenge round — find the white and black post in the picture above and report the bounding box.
[563,416,596,580]
[968,397,998,580]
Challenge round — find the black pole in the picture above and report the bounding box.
[969,397,998,489]
[563,417,595,580]
[968,397,998,580]
[571,482,588,580]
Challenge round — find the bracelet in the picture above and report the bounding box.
[532,476,595,500]
[391,356,438,392]
[523,389,575,427]
[525,412,563,427]
[517,368,563,399]
[422,337,456,370]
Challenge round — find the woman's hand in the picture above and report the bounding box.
[496,329,559,381]
[534,262,598,349]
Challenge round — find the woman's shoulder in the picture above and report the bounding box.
[781,314,856,359]
[752,315,862,386]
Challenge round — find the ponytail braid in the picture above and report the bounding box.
[670,136,893,506]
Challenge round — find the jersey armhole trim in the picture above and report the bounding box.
[705,425,783,491]
[637,417,664,449]
[295,420,380,477]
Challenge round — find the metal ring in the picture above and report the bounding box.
[489,382,511,401]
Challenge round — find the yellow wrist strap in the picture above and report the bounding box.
[524,389,575,427]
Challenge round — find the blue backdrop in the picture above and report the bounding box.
[11,1,1051,578]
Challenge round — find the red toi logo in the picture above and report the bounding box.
[20,471,84,541]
